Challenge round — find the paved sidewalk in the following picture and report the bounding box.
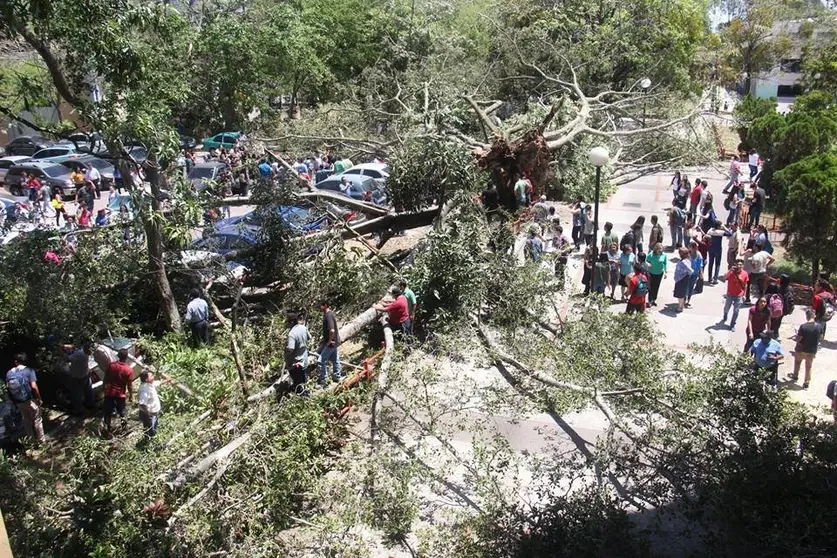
[585,167,835,415]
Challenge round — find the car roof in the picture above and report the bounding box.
[0,155,32,163]
[319,174,375,186]
[204,225,259,241]
[194,161,227,169]
[11,161,71,172]
[348,162,389,172]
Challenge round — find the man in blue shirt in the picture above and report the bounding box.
[750,330,784,386]
[185,290,210,346]
[257,159,272,178]
[5,353,45,445]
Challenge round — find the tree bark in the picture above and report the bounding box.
[142,153,182,332]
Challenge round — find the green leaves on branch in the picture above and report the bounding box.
[388,138,484,212]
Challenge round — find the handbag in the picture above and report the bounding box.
[694,275,704,294]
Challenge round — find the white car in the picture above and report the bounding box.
[0,155,32,185]
[341,162,389,181]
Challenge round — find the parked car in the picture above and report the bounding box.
[0,155,32,185]
[97,142,148,165]
[61,155,116,186]
[188,161,228,191]
[207,205,329,237]
[341,162,390,181]
[315,175,387,205]
[180,135,197,150]
[31,144,79,162]
[59,131,104,154]
[190,226,258,255]
[4,135,53,156]
[4,161,76,197]
[201,131,242,151]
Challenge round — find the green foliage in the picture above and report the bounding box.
[388,138,484,211]
[449,487,646,558]
[733,94,777,148]
[0,229,147,347]
[747,91,837,199]
[494,0,708,101]
[774,152,837,281]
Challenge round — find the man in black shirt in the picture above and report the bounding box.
[317,299,342,386]
[789,309,823,389]
[481,185,499,221]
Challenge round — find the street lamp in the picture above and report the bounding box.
[588,146,610,252]
[640,77,651,127]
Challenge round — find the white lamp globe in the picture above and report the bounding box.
[588,146,610,167]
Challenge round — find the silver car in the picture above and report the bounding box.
[0,156,32,185]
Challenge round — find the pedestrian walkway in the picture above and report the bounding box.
[589,167,835,413]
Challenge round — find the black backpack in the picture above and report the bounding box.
[621,231,636,249]
[782,290,795,316]
[827,380,837,400]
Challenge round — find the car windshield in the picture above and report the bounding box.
[189,167,216,179]
[87,159,112,170]
[42,165,69,177]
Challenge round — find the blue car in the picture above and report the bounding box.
[206,204,332,238]
[190,225,258,255]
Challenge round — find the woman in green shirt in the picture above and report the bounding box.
[646,243,668,307]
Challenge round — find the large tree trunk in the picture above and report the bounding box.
[136,152,182,332]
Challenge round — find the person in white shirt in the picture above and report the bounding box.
[724,156,742,194]
[748,149,759,180]
[137,371,162,439]
[85,163,102,199]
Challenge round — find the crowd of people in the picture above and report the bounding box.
[283,280,417,396]
[516,166,836,402]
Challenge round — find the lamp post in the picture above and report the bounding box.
[640,77,651,127]
[588,146,610,252]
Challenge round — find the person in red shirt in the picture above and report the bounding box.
[744,297,771,352]
[374,287,412,337]
[688,181,703,218]
[812,279,835,338]
[103,349,134,435]
[77,202,91,228]
[719,258,748,331]
[625,262,649,314]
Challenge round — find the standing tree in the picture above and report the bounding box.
[774,153,837,283]
[718,0,792,93]
[0,0,197,331]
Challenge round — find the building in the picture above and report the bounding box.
[749,19,834,99]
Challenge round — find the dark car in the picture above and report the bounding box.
[60,131,104,154]
[315,175,387,205]
[61,155,116,186]
[180,135,197,151]
[4,161,76,197]
[188,161,228,191]
[190,226,258,255]
[4,135,53,157]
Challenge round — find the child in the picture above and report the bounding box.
[137,371,162,440]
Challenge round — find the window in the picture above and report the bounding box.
[42,165,69,178]
[780,59,801,73]
[227,236,252,250]
[0,161,13,170]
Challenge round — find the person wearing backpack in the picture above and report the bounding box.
[625,262,649,313]
[812,279,835,338]
[620,227,637,254]
[788,310,823,390]
[5,353,45,446]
